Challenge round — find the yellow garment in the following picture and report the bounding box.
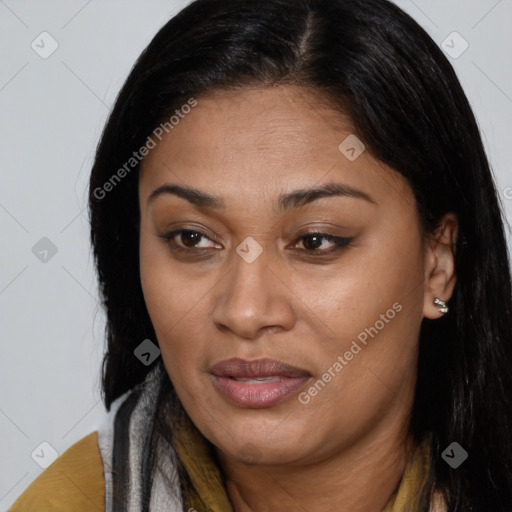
[8,432,104,512]
[9,425,438,512]
[173,414,234,511]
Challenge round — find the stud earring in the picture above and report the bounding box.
[433,297,449,314]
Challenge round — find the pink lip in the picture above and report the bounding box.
[210,358,311,408]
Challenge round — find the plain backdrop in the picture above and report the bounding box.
[1,0,511,509]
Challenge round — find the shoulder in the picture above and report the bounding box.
[8,431,105,512]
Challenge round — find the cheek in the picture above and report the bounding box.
[303,227,425,399]
[140,224,205,327]
[303,231,424,345]
[139,232,207,372]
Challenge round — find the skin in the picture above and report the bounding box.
[138,85,458,512]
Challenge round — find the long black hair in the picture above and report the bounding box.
[88,0,512,510]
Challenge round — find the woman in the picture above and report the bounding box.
[9,0,512,510]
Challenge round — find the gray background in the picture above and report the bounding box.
[1,0,511,509]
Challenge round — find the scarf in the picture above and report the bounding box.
[97,363,445,511]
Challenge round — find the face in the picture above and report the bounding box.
[138,86,429,467]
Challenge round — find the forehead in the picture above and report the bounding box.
[139,86,410,208]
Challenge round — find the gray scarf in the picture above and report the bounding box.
[97,364,184,511]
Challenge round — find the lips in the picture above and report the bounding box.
[211,357,310,378]
[210,358,311,408]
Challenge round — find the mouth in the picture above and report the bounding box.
[210,358,312,408]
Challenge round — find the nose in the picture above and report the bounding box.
[210,248,296,340]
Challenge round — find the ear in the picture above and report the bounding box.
[423,212,458,319]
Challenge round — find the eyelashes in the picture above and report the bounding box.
[157,228,354,256]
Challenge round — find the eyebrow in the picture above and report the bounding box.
[147,181,377,211]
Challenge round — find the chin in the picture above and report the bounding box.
[231,440,307,467]
[210,420,311,464]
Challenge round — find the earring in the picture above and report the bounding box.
[433,297,449,314]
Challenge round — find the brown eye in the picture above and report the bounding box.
[293,232,354,254]
[302,233,330,251]
[158,229,220,251]
[177,230,205,248]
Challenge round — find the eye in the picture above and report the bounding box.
[292,232,354,254]
[158,229,220,251]
[157,229,354,256]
